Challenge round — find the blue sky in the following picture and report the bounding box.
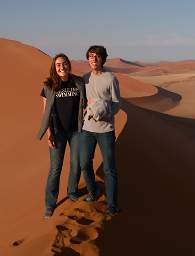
[1,0,195,61]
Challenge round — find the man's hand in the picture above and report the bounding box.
[88,97,94,105]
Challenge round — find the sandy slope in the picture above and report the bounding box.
[131,60,195,76]
[71,61,157,98]
[96,100,195,256]
[10,102,195,256]
[0,38,53,253]
[130,73,195,118]
[131,72,195,86]
[0,38,157,256]
[1,38,195,255]
[105,58,143,73]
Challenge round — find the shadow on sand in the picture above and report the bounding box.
[96,98,195,256]
[129,86,182,113]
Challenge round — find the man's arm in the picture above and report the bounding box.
[110,76,121,115]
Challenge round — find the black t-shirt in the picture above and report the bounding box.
[41,79,80,132]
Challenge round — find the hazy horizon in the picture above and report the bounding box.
[1,0,195,62]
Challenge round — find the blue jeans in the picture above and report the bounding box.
[45,130,80,210]
[80,130,118,207]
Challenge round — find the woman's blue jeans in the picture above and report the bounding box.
[45,130,80,210]
[80,130,118,207]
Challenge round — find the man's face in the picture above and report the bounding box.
[88,52,103,71]
[55,57,70,79]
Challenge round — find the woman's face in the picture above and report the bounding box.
[55,57,70,80]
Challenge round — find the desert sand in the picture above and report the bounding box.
[1,38,195,256]
[131,69,195,118]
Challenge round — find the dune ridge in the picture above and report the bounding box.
[131,60,195,76]
[1,38,195,255]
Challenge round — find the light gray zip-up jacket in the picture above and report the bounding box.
[37,74,87,140]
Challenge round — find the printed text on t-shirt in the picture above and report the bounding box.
[56,88,79,97]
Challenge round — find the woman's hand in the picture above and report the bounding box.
[47,135,56,148]
[83,107,87,117]
[47,129,56,148]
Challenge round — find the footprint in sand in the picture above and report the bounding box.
[52,199,113,255]
[52,246,80,255]
[68,215,94,225]
[12,239,24,247]
[70,227,98,244]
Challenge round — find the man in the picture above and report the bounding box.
[80,45,121,216]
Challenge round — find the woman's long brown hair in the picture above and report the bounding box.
[44,53,71,91]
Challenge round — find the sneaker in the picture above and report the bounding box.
[106,206,120,216]
[84,188,101,202]
[44,208,54,219]
[68,194,79,202]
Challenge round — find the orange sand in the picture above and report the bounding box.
[1,38,195,255]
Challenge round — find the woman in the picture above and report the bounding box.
[37,53,87,218]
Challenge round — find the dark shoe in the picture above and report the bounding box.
[106,206,120,216]
[68,194,79,202]
[84,188,101,202]
[44,208,54,219]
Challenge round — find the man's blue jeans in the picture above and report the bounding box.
[45,130,80,210]
[80,130,118,207]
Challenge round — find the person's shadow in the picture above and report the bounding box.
[96,98,195,256]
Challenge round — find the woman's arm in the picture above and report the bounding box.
[42,97,56,148]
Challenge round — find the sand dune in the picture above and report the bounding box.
[105,58,143,73]
[71,60,157,98]
[130,72,195,119]
[10,101,195,256]
[131,72,195,86]
[71,60,90,75]
[0,38,52,254]
[0,38,154,255]
[96,100,195,256]
[116,73,157,98]
[130,86,182,113]
[131,60,195,76]
[1,38,195,255]
[72,58,143,75]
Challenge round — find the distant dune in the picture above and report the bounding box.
[115,73,157,98]
[105,58,143,73]
[71,58,157,98]
[130,70,195,119]
[131,60,195,76]
[1,38,195,256]
[71,60,90,75]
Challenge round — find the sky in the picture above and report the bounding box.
[1,0,195,61]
